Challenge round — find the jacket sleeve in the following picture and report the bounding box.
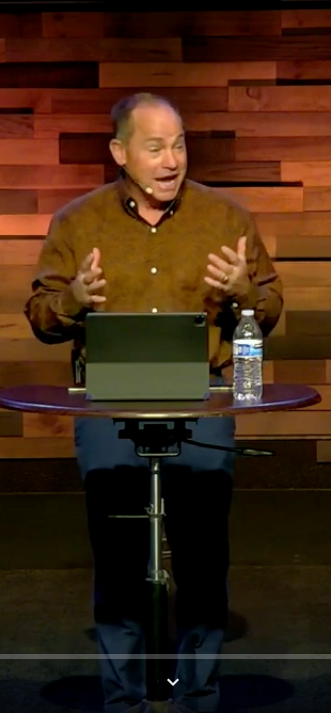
[24,213,87,344]
[229,210,283,337]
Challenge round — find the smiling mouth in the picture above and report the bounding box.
[155,176,178,189]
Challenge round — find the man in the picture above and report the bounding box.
[24,93,283,713]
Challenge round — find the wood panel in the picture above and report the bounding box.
[235,411,331,438]
[184,111,331,136]
[304,188,331,212]
[0,216,50,235]
[316,441,331,464]
[229,86,331,112]
[278,61,331,80]
[255,212,331,237]
[281,162,331,186]
[0,89,50,112]
[0,14,42,38]
[34,114,112,138]
[23,413,73,438]
[236,137,331,161]
[103,12,282,38]
[286,312,331,337]
[265,337,331,360]
[269,310,286,336]
[215,187,303,213]
[283,288,331,311]
[195,162,280,184]
[37,189,89,214]
[0,242,42,265]
[0,63,99,89]
[276,236,331,258]
[0,190,36,213]
[5,38,182,63]
[0,410,22,437]
[0,314,40,339]
[277,262,331,288]
[273,360,327,385]
[282,10,331,31]
[49,88,228,115]
[42,12,105,38]
[0,340,70,362]
[99,62,276,88]
[0,266,39,312]
[0,362,72,387]
[0,115,33,138]
[0,165,104,189]
[0,40,6,62]
[0,437,74,458]
[183,36,331,62]
[0,139,58,165]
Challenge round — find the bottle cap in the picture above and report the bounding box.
[241,309,254,316]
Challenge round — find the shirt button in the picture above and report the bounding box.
[170,210,174,216]
[151,307,158,313]
[151,267,158,274]
[232,301,239,309]
[151,227,157,233]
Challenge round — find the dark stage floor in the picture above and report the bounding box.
[1,489,331,712]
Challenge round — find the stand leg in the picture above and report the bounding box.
[146,458,169,702]
[149,458,163,583]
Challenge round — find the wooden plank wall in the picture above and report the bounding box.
[0,9,331,464]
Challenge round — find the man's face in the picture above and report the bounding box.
[118,103,187,203]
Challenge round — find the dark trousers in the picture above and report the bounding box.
[74,415,235,713]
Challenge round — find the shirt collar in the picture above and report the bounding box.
[116,169,184,218]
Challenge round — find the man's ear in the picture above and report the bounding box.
[109,138,126,167]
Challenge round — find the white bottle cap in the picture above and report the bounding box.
[241,309,254,316]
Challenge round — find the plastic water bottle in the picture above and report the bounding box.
[232,309,263,402]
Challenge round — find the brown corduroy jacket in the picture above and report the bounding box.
[24,178,283,381]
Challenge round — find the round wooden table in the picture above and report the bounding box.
[0,383,321,712]
[0,382,320,417]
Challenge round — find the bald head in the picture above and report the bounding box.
[111,92,183,145]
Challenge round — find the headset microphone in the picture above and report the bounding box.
[122,168,153,196]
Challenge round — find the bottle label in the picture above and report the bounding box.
[233,339,263,358]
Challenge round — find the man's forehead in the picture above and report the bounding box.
[132,103,182,132]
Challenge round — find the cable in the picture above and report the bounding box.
[182,439,273,457]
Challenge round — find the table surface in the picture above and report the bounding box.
[0,383,321,418]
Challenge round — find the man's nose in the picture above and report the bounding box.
[163,149,178,169]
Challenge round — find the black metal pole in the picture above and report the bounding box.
[145,457,169,701]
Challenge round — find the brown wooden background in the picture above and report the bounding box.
[0,9,331,467]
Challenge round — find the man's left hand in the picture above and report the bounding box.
[204,235,251,297]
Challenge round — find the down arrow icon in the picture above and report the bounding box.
[167,679,179,686]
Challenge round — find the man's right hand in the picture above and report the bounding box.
[71,247,107,307]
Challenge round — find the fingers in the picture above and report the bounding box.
[91,247,101,271]
[86,277,107,293]
[80,251,95,273]
[221,245,240,266]
[237,235,247,260]
[76,248,106,306]
[90,294,107,304]
[206,263,231,280]
[80,247,101,274]
[82,267,103,284]
[204,275,226,289]
[207,254,232,273]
